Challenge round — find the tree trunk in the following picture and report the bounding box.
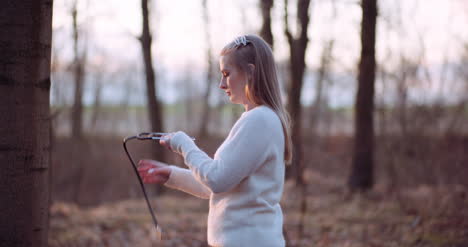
[140,0,165,162]
[0,0,53,246]
[310,40,334,135]
[71,1,86,139]
[348,0,377,192]
[260,0,274,48]
[198,0,213,138]
[91,77,103,133]
[284,0,311,185]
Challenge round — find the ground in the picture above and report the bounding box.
[49,179,468,247]
[48,135,468,246]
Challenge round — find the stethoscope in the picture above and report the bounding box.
[122,132,195,240]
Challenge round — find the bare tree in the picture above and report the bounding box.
[283,0,312,184]
[283,0,312,240]
[140,0,165,161]
[395,55,422,136]
[90,68,105,133]
[198,0,214,137]
[260,0,274,48]
[71,0,87,139]
[348,0,378,192]
[0,0,53,245]
[310,40,334,135]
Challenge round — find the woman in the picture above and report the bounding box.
[138,34,292,247]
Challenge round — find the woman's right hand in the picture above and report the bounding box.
[137,159,172,184]
[159,133,174,151]
[159,131,195,153]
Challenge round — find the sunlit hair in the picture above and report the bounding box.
[220,34,293,164]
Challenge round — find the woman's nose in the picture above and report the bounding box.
[219,78,227,89]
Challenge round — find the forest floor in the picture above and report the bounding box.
[48,135,468,246]
[48,182,468,247]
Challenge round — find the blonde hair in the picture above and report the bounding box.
[220,34,293,164]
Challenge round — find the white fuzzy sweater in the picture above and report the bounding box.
[164,105,286,247]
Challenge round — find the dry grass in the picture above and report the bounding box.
[49,183,468,247]
[49,135,468,246]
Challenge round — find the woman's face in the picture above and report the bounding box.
[219,54,249,104]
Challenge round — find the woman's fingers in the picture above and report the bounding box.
[138,165,170,176]
[159,138,168,147]
[141,167,171,184]
[136,160,171,184]
[148,167,170,176]
[159,133,173,150]
[137,160,153,170]
[137,160,164,171]
[137,165,152,172]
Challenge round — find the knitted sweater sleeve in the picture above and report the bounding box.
[169,112,272,194]
[164,165,211,199]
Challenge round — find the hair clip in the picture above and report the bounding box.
[234,36,248,47]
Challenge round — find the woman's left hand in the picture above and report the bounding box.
[137,159,172,184]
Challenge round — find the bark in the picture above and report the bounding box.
[71,1,86,139]
[140,0,165,162]
[284,0,312,185]
[260,0,274,48]
[0,0,53,246]
[198,0,213,137]
[348,0,378,192]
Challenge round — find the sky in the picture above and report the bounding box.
[51,0,468,107]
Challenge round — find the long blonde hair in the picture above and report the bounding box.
[220,34,293,164]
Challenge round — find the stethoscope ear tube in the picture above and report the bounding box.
[123,135,162,240]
